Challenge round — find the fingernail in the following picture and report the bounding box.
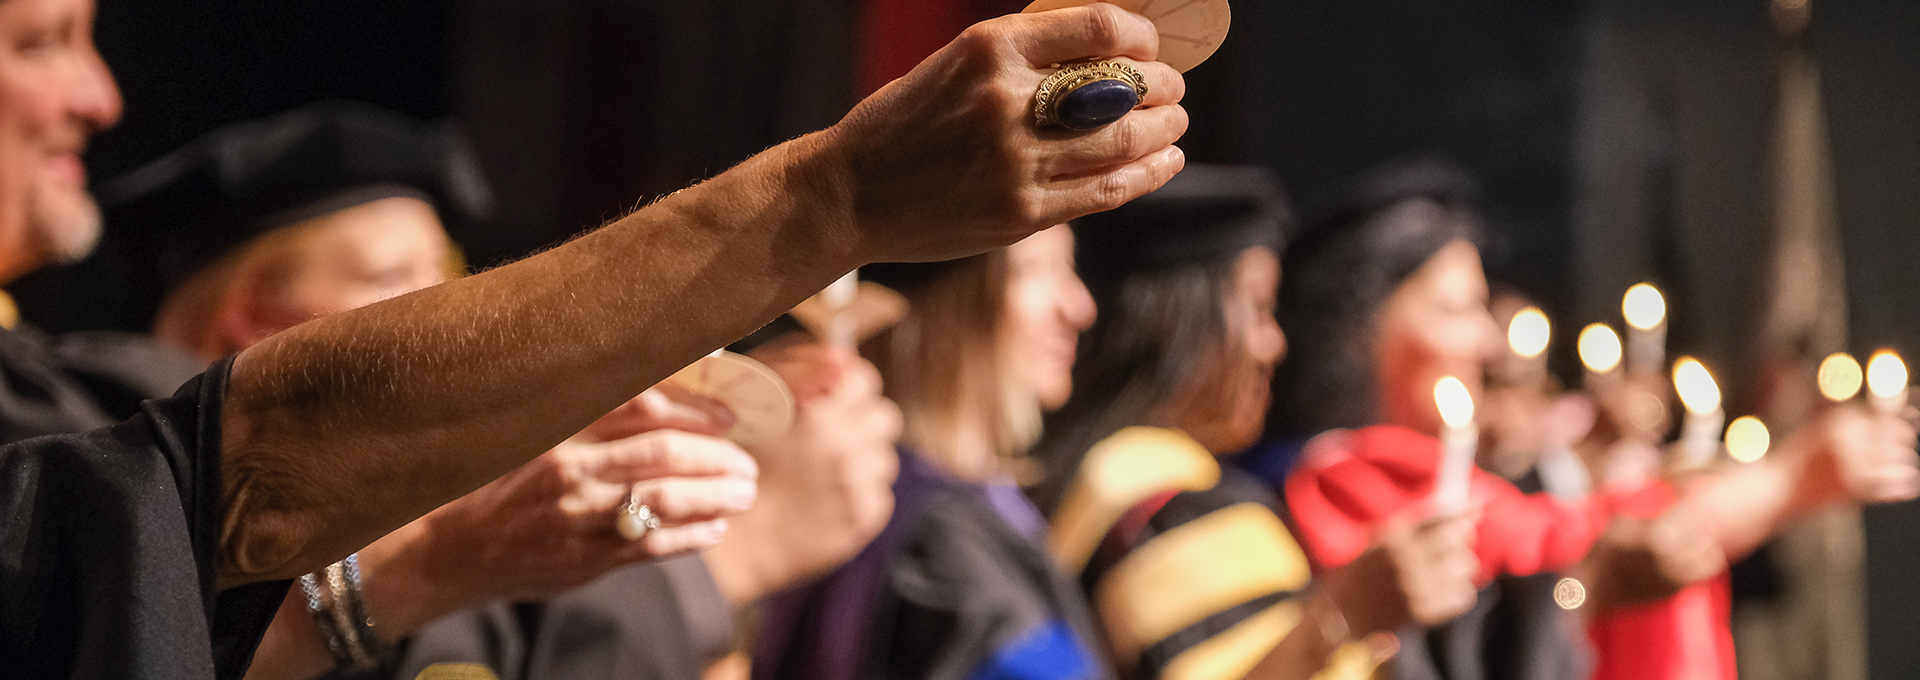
[732,481,758,509]
[703,519,730,543]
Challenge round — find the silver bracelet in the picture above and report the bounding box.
[300,553,393,674]
[297,568,353,667]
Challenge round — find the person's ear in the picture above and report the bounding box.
[212,267,301,354]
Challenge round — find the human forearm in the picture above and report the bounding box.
[241,523,459,680]
[244,593,333,680]
[214,5,1188,586]
[216,137,856,585]
[1673,457,1801,562]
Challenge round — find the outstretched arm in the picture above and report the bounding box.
[1581,403,1919,608]
[214,5,1190,587]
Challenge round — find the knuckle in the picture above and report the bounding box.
[1093,172,1135,211]
[972,81,1020,119]
[625,434,672,469]
[1014,185,1050,225]
[645,484,697,519]
[640,532,680,558]
[1081,4,1127,54]
[955,22,1004,54]
[659,433,719,470]
[1159,68,1188,102]
[1103,119,1140,161]
[1167,104,1191,136]
[877,401,905,441]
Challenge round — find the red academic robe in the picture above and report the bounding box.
[1282,424,1736,680]
[1284,424,1606,582]
[1585,480,1738,680]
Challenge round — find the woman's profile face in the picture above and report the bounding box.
[1373,239,1498,437]
[1168,246,1285,453]
[1000,225,1096,410]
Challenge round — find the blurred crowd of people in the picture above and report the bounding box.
[1,1,1915,680]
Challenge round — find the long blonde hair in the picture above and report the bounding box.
[870,251,1042,482]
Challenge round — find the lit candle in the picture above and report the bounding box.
[1508,306,1551,383]
[1866,350,1909,416]
[822,271,859,349]
[1432,376,1478,515]
[1623,283,1668,376]
[1672,357,1725,468]
[1817,352,1864,402]
[1724,416,1770,463]
[1578,323,1624,388]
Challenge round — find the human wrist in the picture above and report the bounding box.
[701,534,773,607]
[352,515,484,636]
[778,128,867,267]
[680,130,865,278]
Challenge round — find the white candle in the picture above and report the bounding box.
[822,271,859,349]
[1818,352,1864,403]
[1578,323,1623,389]
[1537,446,1592,501]
[1866,350,1909,416]
[1623,283,1668,376]
[1508,306,1551,384]
[1432,376,1478,515]
[1672,357,1725,468]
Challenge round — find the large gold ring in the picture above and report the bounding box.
[1032,61,1149,130]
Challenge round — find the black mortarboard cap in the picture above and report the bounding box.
[1070,164,1291,289]
[98,100,493,291]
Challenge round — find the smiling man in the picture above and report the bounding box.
[0,0,118,283]
[0,0,210,447]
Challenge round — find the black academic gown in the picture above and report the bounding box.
[0,356,291,679]
[0,325,205,445]
[386,555,735,680]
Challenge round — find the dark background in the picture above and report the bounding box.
[12,0,1920,675]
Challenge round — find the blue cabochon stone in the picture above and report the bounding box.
[1056,78,1141,130]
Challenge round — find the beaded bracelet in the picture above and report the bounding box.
[298,553,394,674]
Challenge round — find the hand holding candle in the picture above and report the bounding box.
[1866,350,1909,416]
[1507,306,1551,384]
[1432,376,1478,516]
[1623,284,1667,376]
[1579,323,1623,388]
[1672,357,1725,469]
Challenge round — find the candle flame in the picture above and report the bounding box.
[1435,376,1475,429]
[1578,323,1623,373]
[1623,283,1667,331]
[1817,353,1864,402]
[1867,350,1908,401]
[1725,416,1770,463]
[1672,357,1721,415]
[1508,307,1551,359]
